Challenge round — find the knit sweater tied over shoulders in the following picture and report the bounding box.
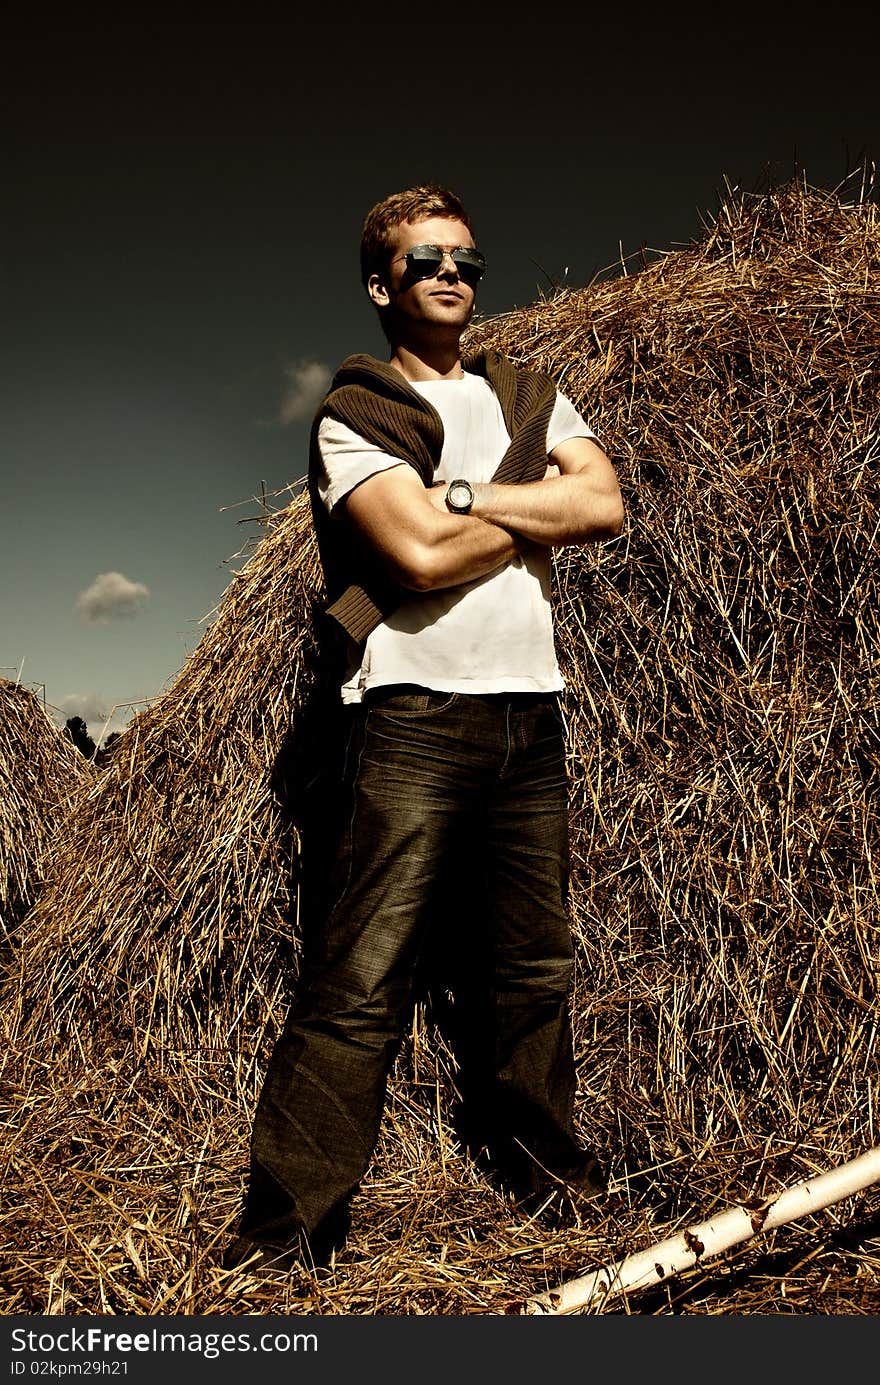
[307,348,558,645]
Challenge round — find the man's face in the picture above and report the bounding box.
[369,216,479,339]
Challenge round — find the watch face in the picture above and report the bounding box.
[448,480,473,511]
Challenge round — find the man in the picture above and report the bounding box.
[225,183,624,1274]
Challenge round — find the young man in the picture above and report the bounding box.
[225,184,624,1273]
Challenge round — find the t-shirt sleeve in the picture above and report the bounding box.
[316,416,408,513]
[546,390,601,453]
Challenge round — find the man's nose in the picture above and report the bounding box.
[437,251,459,277]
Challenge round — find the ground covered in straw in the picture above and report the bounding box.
[2,175,879,1315]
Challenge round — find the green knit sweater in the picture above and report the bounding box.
[308,348,558,644]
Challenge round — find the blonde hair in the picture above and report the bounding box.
[359,183,474,287]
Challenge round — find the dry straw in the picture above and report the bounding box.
[0,679,92,947]
[2,173,880,1315]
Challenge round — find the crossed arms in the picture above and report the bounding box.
[340,435,625,593]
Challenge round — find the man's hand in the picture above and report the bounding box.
[426,481,452,514]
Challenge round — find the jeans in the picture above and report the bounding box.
[240,687,591,1245]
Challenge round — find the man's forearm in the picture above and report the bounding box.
[468,473,624,546]
[343,463,526,594]
[398,509,522,591]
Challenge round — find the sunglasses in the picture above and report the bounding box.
[395,243,487,287]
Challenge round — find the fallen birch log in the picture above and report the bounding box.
[509,1145,880,1315]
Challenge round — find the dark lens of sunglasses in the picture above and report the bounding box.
[404,246,486,285]
[406,249,445,279]
[452,250,485,285]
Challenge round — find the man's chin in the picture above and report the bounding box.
[423,303,474,329]
[389,304,474,347]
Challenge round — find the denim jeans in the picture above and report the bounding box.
[241,687,591,1245]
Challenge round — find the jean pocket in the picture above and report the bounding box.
[366,687,460,720]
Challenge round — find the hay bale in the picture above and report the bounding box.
[2,174,880,1315]
[0,680,92,944]
[3,501,323,1047]
[466,171,880,1175]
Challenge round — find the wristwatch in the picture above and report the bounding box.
[445,478,475,514]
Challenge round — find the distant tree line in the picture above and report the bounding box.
[63,717,122,766]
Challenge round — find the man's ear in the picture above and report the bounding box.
[367,272,391,309]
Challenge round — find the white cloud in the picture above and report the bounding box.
[75,572,150,624]
[57,691,107,726]
[279,360,332,425]
[52,692,147,747]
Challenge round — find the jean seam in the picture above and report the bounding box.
[324,714,369,918]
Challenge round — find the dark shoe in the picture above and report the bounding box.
[557,1154,608,1200]
[521,1157,608,1228]
[488,1147,608,1225]
[222,1234,306,1278]
[222,1200,351,1276]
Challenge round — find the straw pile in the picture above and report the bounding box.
[0,680,92,948]
[2,173,879,1316]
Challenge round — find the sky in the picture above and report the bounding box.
[2,11,879,742]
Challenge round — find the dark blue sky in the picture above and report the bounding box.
[3,12,878,738]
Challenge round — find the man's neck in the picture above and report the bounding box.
[388,341,466,382]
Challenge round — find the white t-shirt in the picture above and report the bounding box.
[316,371,597,703]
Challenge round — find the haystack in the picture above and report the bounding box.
[2,174,879,1316]
[0,679,93,945]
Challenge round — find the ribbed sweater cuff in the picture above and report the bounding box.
[325,585,386,644]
